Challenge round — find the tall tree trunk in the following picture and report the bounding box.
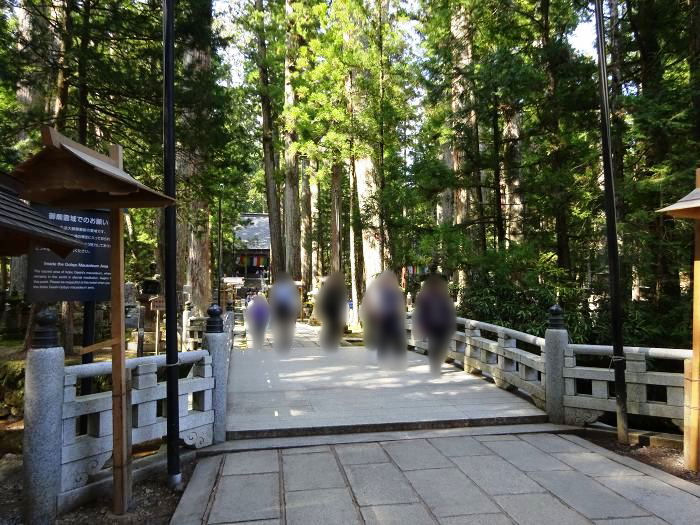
[349,157,364,326]
[283,0,301,280]
[375,0,387,270]
[502,104,522,243]
[255,0,285,277]
[690,0,700,144]
[330,163,343,272]
[450,5,472,298]
[473,127,487,253]
[300,158,313,292]
[356,157,382,287]
[183,0,213,315]
[312,178,322,283]
[492,95,505,247]
[628,0,678,301]
[53,0,73,131]
[540,0,570,271]
[77,0,90,143]
[438,146,454,272]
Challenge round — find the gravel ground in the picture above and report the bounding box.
[586,433,700,485]
[0,452,193,525]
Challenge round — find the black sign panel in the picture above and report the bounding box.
[26,207,111,302]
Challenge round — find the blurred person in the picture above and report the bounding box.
[318,272,348,350]
[269,272,300,352]
[246,293,269,350]
[413,273,456,375]
[362,271,406,368]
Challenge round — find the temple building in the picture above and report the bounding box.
[234,213,270,284]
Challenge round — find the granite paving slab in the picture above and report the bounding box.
[438,514,513,525]
[405,468,500,517]
[494,493,591,525]
[223,450,278,475]
[427,436,491,457]
[598,475,700,525]
[361,503,438,525]
[285,488,361,525]
[553,452,645,477]
[528,470,649,520]
[335,443,390,465]
[452,455,545,495]
[345,462,420,506]
[482,440,571,471]
[282,452,345,491]
[381,439,453,471]
[207,473,279,524]
[518,433,590,453]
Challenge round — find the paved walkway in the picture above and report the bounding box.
[173,428,700,524]
[227,324,546,438]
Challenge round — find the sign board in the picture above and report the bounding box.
[223,277,245,286]
[26,206,111,302]
[150,295,165,311]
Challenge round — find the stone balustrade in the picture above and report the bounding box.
[406,307,690,428]
[563,344,689,427]
[58,350,214,513]
[24,304,233,523]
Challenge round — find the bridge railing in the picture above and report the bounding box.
[564,344,688,427]
[406,307,689,429]
[406,312,546,409]
[23,304,233,521]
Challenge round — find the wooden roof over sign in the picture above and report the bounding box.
[0,172,82,257]
[11,127,174,209]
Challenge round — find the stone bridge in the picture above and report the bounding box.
[171,314,700,525]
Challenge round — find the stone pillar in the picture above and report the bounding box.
[225,300,235,350]
[544,304,568,424]
[204,303,229,443]
[182,301,192,351]
[23,308,64,524]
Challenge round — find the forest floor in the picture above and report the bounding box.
[0,448,193,525]
[585,433,700,485]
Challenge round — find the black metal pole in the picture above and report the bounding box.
[163,0,181,485]
[218,183,223,306]
[594,0,628,443]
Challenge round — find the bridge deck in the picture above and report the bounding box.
[227,323,546,439]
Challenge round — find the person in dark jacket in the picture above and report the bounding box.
[269,272,300,352]
[318,272,348,350]
[413,273,456,375]
[362,271,406,368]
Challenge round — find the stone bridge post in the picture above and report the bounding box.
[544,304,568,424]
[204,303,230,443]
[23,308,64,524]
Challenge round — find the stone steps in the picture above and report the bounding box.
[205,423,577,456]
[226,413,549,440]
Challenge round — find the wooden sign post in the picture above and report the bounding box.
[107,145,131,512]
[11,127,174,513]
[110,206,131,512]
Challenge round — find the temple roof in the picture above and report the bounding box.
[235,213,270,251]
[0,172,82,257]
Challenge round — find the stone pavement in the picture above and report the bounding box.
[227,324,546,438]
[172,429,700,524]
